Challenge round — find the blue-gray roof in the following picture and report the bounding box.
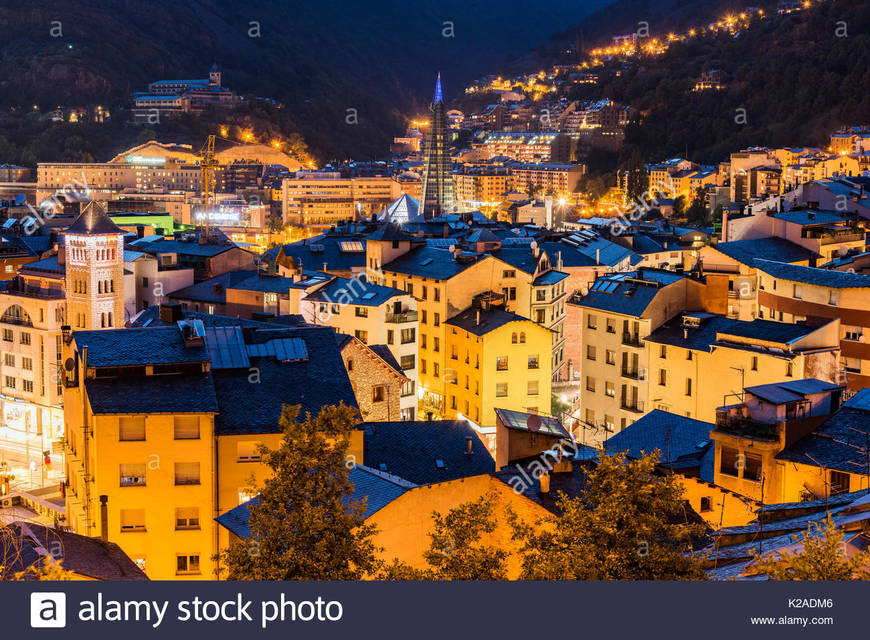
[304,276,405,307]
[382,245,485,279]
[360,420,495,484]
[754,259,870,288]
[533,270,568,286]
[132,237,246,258]
[84,372,219,414]
[713,238,818,265]
[215,465,416,538]
[494,408,568,438]
[604,409,715,482]
[74,327,209,366]
[645,314,822,352]
[168,270,258,304]
[745,379,843,405]
[276,234,368,272]
[445,306,536,336]
[771,209,851,226]
[576,270,684,317]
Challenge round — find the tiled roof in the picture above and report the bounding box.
[445,305,535,336]
[304,276,405,306]
[754,259,870,288]
[771,209,851,226]
[215,465,416,538]
[132,236,245,258]
[712,238,818,265]
[276,233,368,272]
[63,201,125,236]
[367,344,404,376]
[168,270,259,303]
[604,409,715,482]
[360,420,495,484]
[776,401,870,474]
[576,270,684,317]
[645,314,822,352]
[85,372,219,414]
[745,379,842,405]
[73,327,209,366]
[381,245,486,279]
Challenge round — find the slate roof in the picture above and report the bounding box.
[604,409,716,482]
[539,236,635,268]
[215,465,416,538]
[645,314,821,352]
[533,270,568,286]
[0,522,148,580]
[576,270,684,317]
[360,420,495,484]
[771,209,851,226]
[276,233,369,272]
[85,372,219,414]
[493,458,592,514]
[168,270,260,303]
[73,326,209,366]
[131,236,245,258]
[17,256,64,275]
[445,305,536,336]
[744,379,842,405]
[381,245,486,279]
[303,276,405,306]
[776,397,870,474]
[63,201,125,236]
[754,259,870,288]
[712,238,818,266]
[367,344,404,376]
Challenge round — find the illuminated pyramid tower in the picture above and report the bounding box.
[63,201,126,330]
[419,73,456,219]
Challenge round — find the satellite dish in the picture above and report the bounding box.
[64,358,75,371]
[448,244,455,253]
[530,240,538,250]
[527,414,542,432]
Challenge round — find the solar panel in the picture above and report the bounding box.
[339,241,364,253]
[205,326,250,369]
[246,337,308,362]
[361,292,376,300]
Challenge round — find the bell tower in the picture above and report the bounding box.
[63,201,126,330]
[209,63,221,87]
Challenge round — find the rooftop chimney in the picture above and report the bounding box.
[159,302,182,323]
[476,310,481,326]
[539,471,550,494]
[465,436,473,455]
[99,494,109,542]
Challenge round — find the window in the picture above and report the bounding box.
[793,284,802,300]
[495,383,508,397]
[829,289,840,306]
[354,330,368,343]
[586,345,596,361]
[830,470,850,495]
[659,369,667,386]
[503,269,516,278]
[433,288,440,302]
[355,307,368,317]
[536,289,546,302]
[751,356,758,371]
[6,376,17,389]
[346,358,354,372]
[175,507,200,530]
[660,345,667,359]
[176,554,200,575]
[434,313,440,327]
[433,362,439,377]
[3,354,13,367]
[527,380,539,396]
[519,332,525,343]
[21,357,32,370]
[585,408,595,425]
[700,497,712,513]
[401,380,415,397]
[604,415,615,431]
[119,417,146,441]
[20,332,30,345]
[744,453,762,482]
[685,378,693,396]
[605,350,615,365]
[845,326,863,342]
[534,309,545,323]
[120,463,146,486]
[173,416,199,440]
[2,329,12,342]
[528,355,539,369]
[433,337,440,353]
[174,462,200,486]
[686,350,693,361]
[421,286,428,300]
[372,385,386,402]
[512,332,518,344]
[786,361,794,377]
[605,381,615,397]
[22,380,32,393]
[587,314,597,330]
[720,447,739,477]
[400,355,415,371]
[421,310,427,324]
[496,356,508,371]
[237,441,261,462]
[400,328,415,344]
[420,359,426,375]
[606,319,616,334]
[586,376,595,392]
[120,509,146,532]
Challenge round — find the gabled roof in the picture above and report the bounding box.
[494,408,569,438]
[576,270,684,317]
[745,379,843,405]
[303,276,405,306]
[63,201,125,236]
[645,314,825,352]
[445,305,536,336]
[360,420,495,484]
[771,209,851,226]
[604,409,715,482]
[381,245,486,279]
[73,326,208,367]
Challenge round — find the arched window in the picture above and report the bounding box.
[1,305,32,327]
[520,332,526,343]
[511,332,517,344]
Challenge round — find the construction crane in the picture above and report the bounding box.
[198,134,220,237]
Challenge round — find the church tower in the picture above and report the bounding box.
[63,201,126,330]
[419,73,456,219]
[209,63,221,87]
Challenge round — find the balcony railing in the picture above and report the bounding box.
[622,333,643,347]
[621,368,641,380]
[385,310,418,324]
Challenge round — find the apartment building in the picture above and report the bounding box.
[281,172,401,227]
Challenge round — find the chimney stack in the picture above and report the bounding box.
[465,436,473,455]
[476,310,481,326]
[99,494,109,542]
[539,472,550,494]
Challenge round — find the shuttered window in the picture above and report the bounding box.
[174,462,200,485]
[119,417,146,441]
[173,416,200,440]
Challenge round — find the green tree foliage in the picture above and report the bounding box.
[381,493,509,580]
[218,403,380,580]
[746,514,870,580]
[513,452,707,580]
[624,148,649,203]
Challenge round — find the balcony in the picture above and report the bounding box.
[714,405,780,441]
[621,368,642,380]
[385,310,418,324]
[620,401,645,414]
[802,228,865,244]
[622,333,643,348]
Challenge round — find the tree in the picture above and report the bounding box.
[623,148,649,204]
[381,493,509,580]
[746,514,870,580]
[513,452,707,580]
[218,403,380,580]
